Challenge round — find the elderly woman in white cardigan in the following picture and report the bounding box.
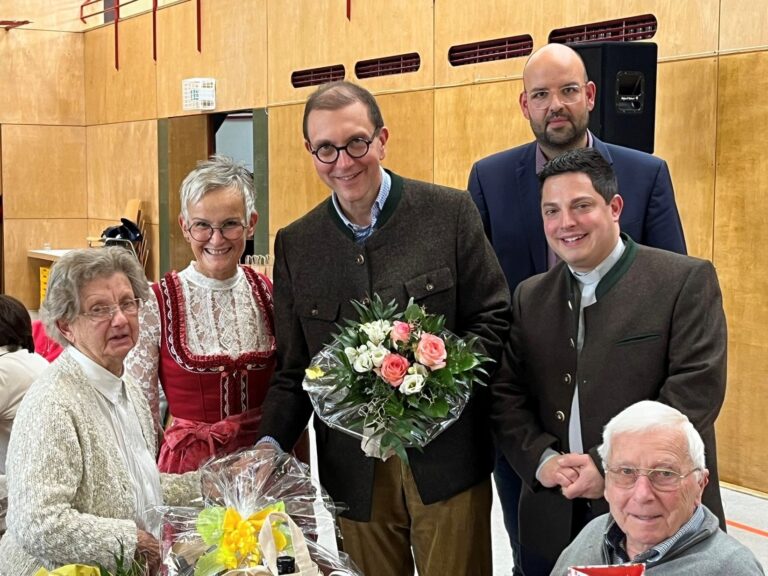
[0,248,201,575]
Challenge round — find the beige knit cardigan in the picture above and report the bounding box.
[0,348,201,575]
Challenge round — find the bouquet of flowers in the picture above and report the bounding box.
[303,296,492,462]
[159,450,361,575]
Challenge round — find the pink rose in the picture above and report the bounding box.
[415,333,447,371]
[379,353,410,387]
[390,321,411,344]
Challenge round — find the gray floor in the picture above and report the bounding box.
[491,481,768,574]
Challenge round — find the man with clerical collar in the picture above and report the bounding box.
[491,147,727,574]
[552,400,764,575]
[467,43,687,576]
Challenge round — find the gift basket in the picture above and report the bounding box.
[303,296,492,461]
[158,449,361,576]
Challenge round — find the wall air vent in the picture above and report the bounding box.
[549,14,657,44]
[448,34,533,67]
[291,65,345,89]
[355,52,421,79]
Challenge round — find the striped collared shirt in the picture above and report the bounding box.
[605,505,706,565]
[331,168,391,244]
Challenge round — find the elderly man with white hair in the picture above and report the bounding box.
[551,401,764,575]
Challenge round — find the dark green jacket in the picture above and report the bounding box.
[492,235,727,564]
[259,171,511,520]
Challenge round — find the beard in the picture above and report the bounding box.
[531,111,590,153]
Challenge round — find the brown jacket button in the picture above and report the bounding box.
[555,411,566,421]
[356,254,365,265]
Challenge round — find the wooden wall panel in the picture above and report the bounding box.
[268,104,327,241]
[86,120,159,224]
[712,52,768,494]
[434,81,530,190]
[84,14,157,125]
[377,91,434,184]
[654,58,717,260]
[3,218,89,308]
[0,30,84,125]
[720,0,768,52]
[268,0,434,105]
[1,125,87,219]
[165,115,210,273]
[434,0,719,87]
[156,0,268,118]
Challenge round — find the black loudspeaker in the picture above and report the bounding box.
[570,42,657,153]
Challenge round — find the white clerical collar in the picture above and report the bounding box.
[67,346,124,405]
[569,237,625,286]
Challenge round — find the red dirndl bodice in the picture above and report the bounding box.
[153,266,276,473]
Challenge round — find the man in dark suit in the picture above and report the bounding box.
[257,81,511,576]
[491,148,726,575]
[467,42,688,575]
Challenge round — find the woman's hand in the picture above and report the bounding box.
[135,529,161,574]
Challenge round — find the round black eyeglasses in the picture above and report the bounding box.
[310,137,374,164]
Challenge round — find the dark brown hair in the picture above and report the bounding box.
[0,294,35,353]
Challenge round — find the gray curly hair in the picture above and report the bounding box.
[179,155,256,223]
[42,247,149,346]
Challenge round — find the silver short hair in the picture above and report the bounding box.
[179,155,256,223]
[598,400,706,471]
[42,247,149,346]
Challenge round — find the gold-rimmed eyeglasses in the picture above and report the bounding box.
[186,221,247,242]
[606,466,701,492]
[526,83,587,110]
[80,298,143,323]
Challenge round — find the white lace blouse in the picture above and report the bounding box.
[125,263,273,427]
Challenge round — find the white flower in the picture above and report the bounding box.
[353,350,374,373]
[408,363,429,377]
[368,344,389,368]
[401,373,426,395]
[360,320,393,346]
[344,346,360,363]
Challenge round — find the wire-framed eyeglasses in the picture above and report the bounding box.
[80,298,143,323]
[526,83,587,110]
[606,466,701,491]
[186,221,247,242]
[310,136,375,164]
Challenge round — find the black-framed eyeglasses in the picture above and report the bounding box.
[186,221,247,242]
[310,136,375,164]
[526,83,587,110]
[606,466,701,492]
[80,298,143,323]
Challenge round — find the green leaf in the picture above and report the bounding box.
[422,397,450,418]
[196,506,226,546]
[194,549,227,576]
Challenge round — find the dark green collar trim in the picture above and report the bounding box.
[327,197,355,239]
[325,169,403,240]
[377,169,403,228]
[595,233,637,300]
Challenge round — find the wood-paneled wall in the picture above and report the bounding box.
[156,0,268,118]
[1,0,767,493]
[0,30,84,125]
[712,51,768,491]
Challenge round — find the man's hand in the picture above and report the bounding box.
[538,454,580,489]
[558,453,605,499]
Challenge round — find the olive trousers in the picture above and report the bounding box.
[338,455,493,576]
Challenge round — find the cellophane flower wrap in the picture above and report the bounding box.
[303,296,492,462]
[158,449,361,575]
